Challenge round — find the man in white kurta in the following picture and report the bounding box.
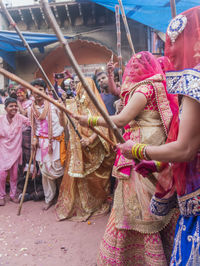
[29,79,65,210]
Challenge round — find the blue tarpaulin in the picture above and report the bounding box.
[90,0,200,33]
[0,30,72,69]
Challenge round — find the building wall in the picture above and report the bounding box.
[14,21,148,83]
[0,2,148,84]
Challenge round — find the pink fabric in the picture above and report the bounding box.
[134,160,158,177]
[122,51,164,88]
[157,8,200,196]
[0,157,20,199]
[121,51,178,118]
[165,7,200,71]
[115,51,178,179]
[0,113,30,171]
[97,208,178,265]
[21,99,32,110]
[135,85,158,111]
[157,56,174,73]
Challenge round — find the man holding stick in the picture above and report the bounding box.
[29,79,66,210]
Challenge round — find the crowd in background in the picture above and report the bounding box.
[0,62,121,207]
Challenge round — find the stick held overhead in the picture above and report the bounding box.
[170,0,177,18]
[118,0,135,55]
[40,0,125,143]
[115,5,123,85]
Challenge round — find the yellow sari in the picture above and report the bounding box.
[55,78,116,221]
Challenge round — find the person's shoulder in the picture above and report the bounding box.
[0,114,5,120]
[16,113,29,122]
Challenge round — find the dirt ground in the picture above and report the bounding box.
[0,198,109,266]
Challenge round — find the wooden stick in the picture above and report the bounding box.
[0,0,83,140]
[118,0,135,55]
[17,150,34,216]
[170,0,177,18]
[90,127,116,147]
[115,5,123,85]
[40,0,125,144]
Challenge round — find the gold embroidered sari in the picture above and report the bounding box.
[113,74,175,233]
[55,78,116,221]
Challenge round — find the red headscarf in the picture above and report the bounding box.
[165,6,200,71]
[157,7,200,197]
[121,51,178,118]
[122,51,164,84]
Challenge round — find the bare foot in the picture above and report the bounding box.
[42,201,54,211]
[10,197,19,204]
[0,198,5,206]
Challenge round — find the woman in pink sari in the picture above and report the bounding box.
[75,51,178,265]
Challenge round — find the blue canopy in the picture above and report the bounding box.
[0,30,72,69]
[90,0,199,33]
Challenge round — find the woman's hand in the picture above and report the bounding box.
[80,137,91,148]
[117,140,135,159]
[134,161,157,177]
[73,114,89,127]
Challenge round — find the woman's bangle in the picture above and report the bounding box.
[88,116,100,127]
[155,161,168,172]
[143,145,151,160]
[131,143,148,160]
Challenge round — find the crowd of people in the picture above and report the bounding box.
[0,6,200,266]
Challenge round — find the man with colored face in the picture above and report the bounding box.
[0,97,30,206]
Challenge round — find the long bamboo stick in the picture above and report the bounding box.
[0,0,83,140]
[17,150,35,216]
[170,0,177,18]
[40,0,125,144]
[118,0,135,55]
[115,5,123,85]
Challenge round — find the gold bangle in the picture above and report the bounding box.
[92,116,100,127]
[131,144,140,159]
[88,116,92,127]
[131,143,149,160]
[155,161,161,172]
